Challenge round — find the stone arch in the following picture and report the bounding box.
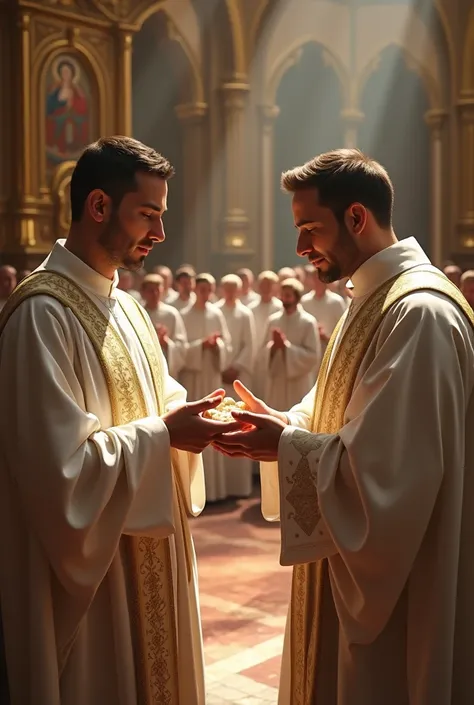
[357,42,442,111]
[265,38,349,109]
[354,2,445,112]
[133,0,204,104]
[224,0,246,78]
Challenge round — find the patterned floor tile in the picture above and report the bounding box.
[193,488,289,704]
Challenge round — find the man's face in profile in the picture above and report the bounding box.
[98,173,168,271]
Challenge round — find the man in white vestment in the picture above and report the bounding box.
[152,263,179,304]
[0,137,240,705]
[301,264,347,352]
[180,274,233,501]
[249,270,283,399]
[216,274,256,497]
[172,265,197,312]
[236,267,260,307]
[213,148,474,705]
[262,278,321,411]
[141,272,187,378]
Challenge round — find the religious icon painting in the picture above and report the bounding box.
[44,53,93,175]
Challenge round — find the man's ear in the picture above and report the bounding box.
[345,203,367,236]
[86,189,112,223]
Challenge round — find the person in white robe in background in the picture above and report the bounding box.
[277,266,297,285]
[236,267,259,307]
[443,262,462,288]
[460,269,474,310]
[141,272,187,378]
[213,148,474,705]
[0,137,239,705]
[171,265,196,312]
[180,274,233,501]
[301,264,347,353]
[152,263,179,304]
[249,270,282,399]
[262,277,321,411]
[117,268,142,301]
[216,274,256,497]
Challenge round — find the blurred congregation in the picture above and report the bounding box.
[2,256,473,504]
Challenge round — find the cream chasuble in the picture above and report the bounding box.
[261,238,474,705]
[0,241,206,705]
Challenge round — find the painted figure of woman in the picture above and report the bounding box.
[46,56,90,167]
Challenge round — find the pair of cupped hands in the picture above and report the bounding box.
[162,380,287,462]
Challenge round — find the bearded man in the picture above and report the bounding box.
[214,148,474,705]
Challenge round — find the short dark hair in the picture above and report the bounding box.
[281,148,394,228]
[70,136,174,222]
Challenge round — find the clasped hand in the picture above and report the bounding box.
[211,380,287,462]
[163,389,241,453]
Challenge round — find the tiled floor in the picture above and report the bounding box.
[191,485,292,704]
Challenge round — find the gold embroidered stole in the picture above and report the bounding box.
[0,271,186,705]
[289,265,474,705]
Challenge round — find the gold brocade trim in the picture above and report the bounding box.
[0,271,180,705]
[0,272,148,426]
[116,290,165,416]
[117,290,195,584]
[289,266,474,705]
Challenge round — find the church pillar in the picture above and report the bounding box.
[259,104,280,270]
[457,96,474,248]
[175,102,208,271]
[15,11,36,254]
[221,81,250,251]
[117,29,133,136]
[425,108,447,265]
[341,108,364,149]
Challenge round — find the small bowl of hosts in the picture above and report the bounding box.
[202,396,249,422]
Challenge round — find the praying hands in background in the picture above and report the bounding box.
[269,327,287,357]
[212,380,288,462]
[155,323,169,349]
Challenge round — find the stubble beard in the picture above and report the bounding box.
[314,222,358,284]
[98,215,143,272]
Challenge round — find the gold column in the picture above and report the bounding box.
[341,108,364,149]
[221,81,250,250]
[424,108,447,265]
[457,95,474,247]
[16,11,36,250]
[117,29,133,136]
[260,104,280,270]
[175,102,208,271]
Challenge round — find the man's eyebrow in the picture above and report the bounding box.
[140,202,166,212]
[294,220,323,229]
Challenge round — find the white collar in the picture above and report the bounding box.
[348,237,431,298]
[37,239,118,299]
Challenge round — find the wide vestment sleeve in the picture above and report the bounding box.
[274,292,473,643]
[260,386,316,521]
[0,296,177,598]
